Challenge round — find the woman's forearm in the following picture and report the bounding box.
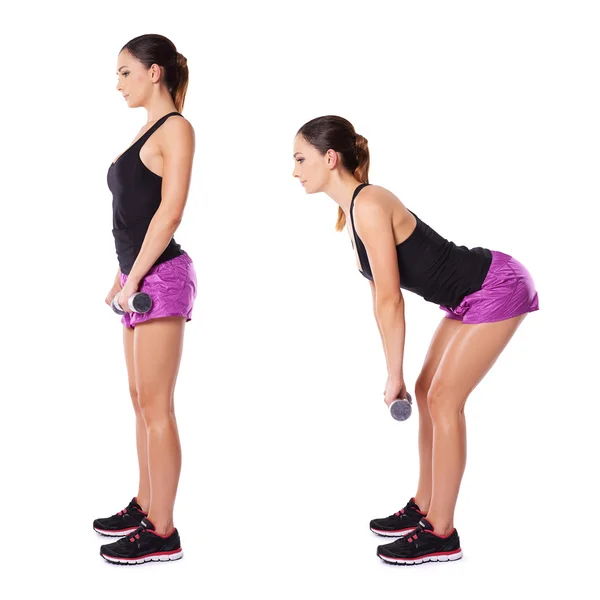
[126,214,181,285]
[376,296,406,380]
[373,299,388,363]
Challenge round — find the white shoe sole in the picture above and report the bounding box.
[101,549,183,565]
[94,526,139,537]
[370,527,418,537]
[378,549,463,565]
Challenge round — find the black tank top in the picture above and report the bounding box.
[349,183,492,309]
[108,111,184,274]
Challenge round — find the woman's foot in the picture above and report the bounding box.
[100,517,183,565]
[93,497,147,537]
[376,517,462,565]
[370,498,426,537]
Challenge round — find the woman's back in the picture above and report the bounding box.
[349,183,493,308]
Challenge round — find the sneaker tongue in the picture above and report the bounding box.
[418,518,434,531]
[140,518,156,531]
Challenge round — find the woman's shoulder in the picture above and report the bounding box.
[158,114,195,150]
[163,113,194,135]
[355,184,406,213]
[354,184,414,234]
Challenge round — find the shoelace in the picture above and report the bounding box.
[128,525,147,543]
[402,526,425,544]
[116,501,141,517]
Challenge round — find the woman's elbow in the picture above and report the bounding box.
[159,212,183,228]
[376,293,404,313]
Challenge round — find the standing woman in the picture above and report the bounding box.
[93,34,197,565]
[292,116,539,566]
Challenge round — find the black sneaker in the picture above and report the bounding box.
[377,517,462,565]
[370,498,426,537]
[100,517,183,565]
[93,497,147,537]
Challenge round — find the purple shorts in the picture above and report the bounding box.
[119,251,197,329]
[440,251,539,324]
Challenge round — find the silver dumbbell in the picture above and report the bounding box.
[111,292,153,315]
[389,392,413,421]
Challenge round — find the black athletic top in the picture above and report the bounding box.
[107,111,184,275]
[349,183,492,309]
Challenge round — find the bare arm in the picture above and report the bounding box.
[105,266,123,306]
[125,118,195,286]
[369,280,386,358]
[354,188,406,383]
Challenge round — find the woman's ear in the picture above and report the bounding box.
[150,63,161,83]
[326,149,339,169]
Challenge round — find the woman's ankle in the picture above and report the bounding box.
[135,495,150,513]
[146,515,175,536]
[413,493,430,513]
[423,514,454,536]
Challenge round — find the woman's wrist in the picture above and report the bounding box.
[124,273,141,287]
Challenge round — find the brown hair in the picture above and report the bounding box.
[297,116,370,231]
[121,34,189,113]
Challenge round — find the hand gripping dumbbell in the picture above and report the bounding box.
[111,292,153,315]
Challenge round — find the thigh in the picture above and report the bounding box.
[134,317,186,410]
[123,325,137,400]
[429,313,528,410]
[415,317,463,393]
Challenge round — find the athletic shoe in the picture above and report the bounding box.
[93,497,147,537]
[100,517,183,565]
[377,517,462,565]
[369,498,426,537]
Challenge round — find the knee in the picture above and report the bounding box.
[414,376,431,407]
[427,382,465,421]
[129,387,142,415]
[137,389,173,423]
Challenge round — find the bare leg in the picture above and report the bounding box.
[426,314,528,534]
[134,317,186,535]
[413,318,462,512]
[123,325,150,512]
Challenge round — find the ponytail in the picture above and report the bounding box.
[173,52,189,113]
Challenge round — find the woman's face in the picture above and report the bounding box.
[115,50,154,108]
[292,135,333,194]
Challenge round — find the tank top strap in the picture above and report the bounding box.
[135,111,182,146]
[349,182,371,235]
[348,183,371,274]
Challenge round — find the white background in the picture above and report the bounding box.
[1,0,598,598]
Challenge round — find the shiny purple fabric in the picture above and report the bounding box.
[440,251,539,324]
[119,252,197,329]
